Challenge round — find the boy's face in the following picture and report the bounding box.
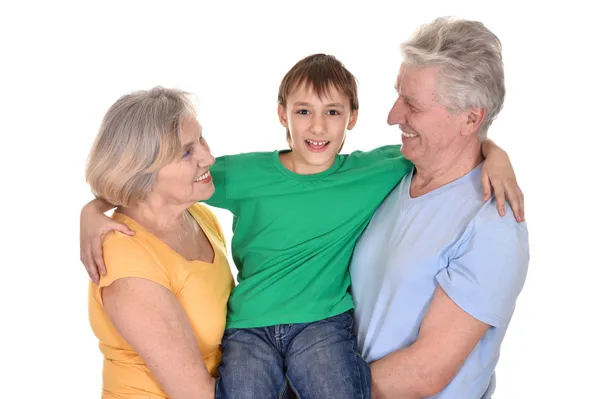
[277,83,358,174]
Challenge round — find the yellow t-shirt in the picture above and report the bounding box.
[89,203,234,399]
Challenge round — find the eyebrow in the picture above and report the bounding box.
[293,101,345,108]
[394,86,424,108]
[181,142,193,153]
[181,135,201,152]
[405,96,424,107]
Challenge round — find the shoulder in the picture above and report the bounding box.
[213,151,278,182]
[344,145,401,160]
[437,196,529,326]
[99,230,170,292]
[189,203,219,229]
[189,203,226,243]
[216,151,274,167]
[342,145,413,170]
[102,231,157,265]
[472,197,529,238]
[455,197,530,275]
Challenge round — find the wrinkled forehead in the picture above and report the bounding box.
[396,63,439,103]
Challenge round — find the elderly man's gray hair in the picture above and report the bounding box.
[402,17,505,138]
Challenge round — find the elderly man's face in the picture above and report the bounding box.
[388,64,469,166]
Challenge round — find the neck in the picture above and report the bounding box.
[281,151,336,175]
[119,195,192,234]
[411,139,482,197]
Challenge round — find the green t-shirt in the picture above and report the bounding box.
[205,145,413,328]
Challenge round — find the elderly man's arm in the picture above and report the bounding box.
[370,286,489,399]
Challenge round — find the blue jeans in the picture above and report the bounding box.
[215,311,371,399]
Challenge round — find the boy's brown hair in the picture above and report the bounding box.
[278,54,359,146]
[277,54,359,111]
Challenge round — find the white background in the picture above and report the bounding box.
[1,0,598,398]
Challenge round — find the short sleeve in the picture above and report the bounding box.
[96,233,170,305]
[436,216,529,328]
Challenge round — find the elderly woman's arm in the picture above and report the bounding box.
[102,277,215,399]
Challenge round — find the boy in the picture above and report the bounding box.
[80,54,521,398]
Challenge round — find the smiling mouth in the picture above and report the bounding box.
[194,171,211,182]
[305,139,330,151]
[401,131,419,138]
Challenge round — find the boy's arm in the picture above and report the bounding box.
[481,139,525,222]
[80,198,134,283]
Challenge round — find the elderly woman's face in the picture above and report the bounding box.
[153,118,216,205]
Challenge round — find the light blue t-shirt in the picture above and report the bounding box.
[350,164,529,399]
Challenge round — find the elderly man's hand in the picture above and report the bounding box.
[79,199,134,283]
[481,148,525,223]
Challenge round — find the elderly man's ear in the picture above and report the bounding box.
[461,108,486,137]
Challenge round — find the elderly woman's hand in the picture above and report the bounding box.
[481,146,525,223]
[80,198,134,283]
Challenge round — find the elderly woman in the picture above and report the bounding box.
[86,87,234,399]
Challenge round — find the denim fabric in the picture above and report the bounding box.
[215,311,371,399]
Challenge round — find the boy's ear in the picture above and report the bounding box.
[347,109,359,131]
[277,104,289,128]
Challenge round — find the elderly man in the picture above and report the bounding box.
[350,17,529,399]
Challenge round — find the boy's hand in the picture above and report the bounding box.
[80,201,134,283]
[481,148,525,223]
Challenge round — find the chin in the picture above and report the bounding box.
[194,183,215,202]
[400,146,417,162]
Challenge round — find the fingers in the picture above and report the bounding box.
[481,171,492,201]
[92,236,106,278]
[90,222,134,279]
[114,222,135,236]
[498,181,526,222]
[513,186,525,222]
[503,180,525,223]
[506,188,521,222]
[494,183,506,217]
[519,191,525,222]
[82,245,100,284]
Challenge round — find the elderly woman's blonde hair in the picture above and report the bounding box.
[86,86,197,207]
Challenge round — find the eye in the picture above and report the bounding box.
[327,110,340,116]
[405,100,419,113]
[296,109,309,115]
[182,150,191,158]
